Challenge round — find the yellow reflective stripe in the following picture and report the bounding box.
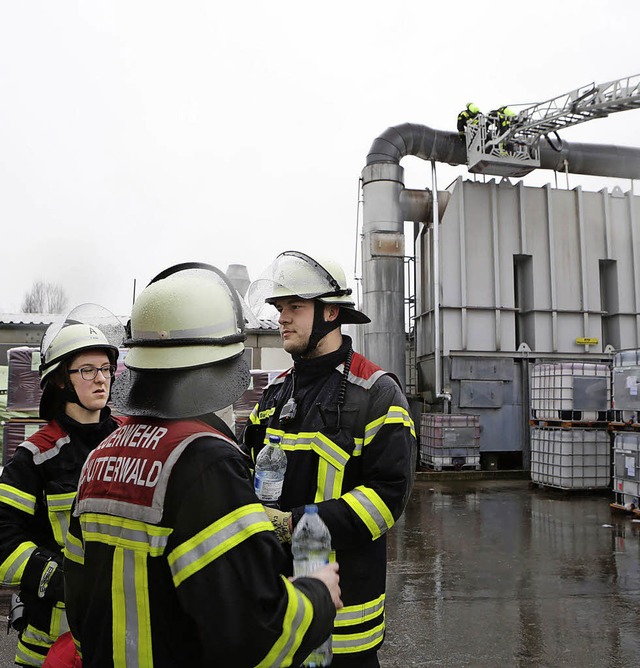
[112,547,153,667]
[317,457,344,502]
[21,622,58,646]
[50,604,69,638]
[168,504,271,587]
[334,594,385,626]
[80,513,172,555]
[343,486,394,539]
[265,427,286,443]
[46,492,75,510]
[134,550,153,666]
[0,483,37,515]
[255,404,276,424]
[46,492,75,548]
[0,541,37,585]
[352,438,364,457]
[333,617,385,654]
[249,403,260,424]
[15,635,48,665]
[363,405,415,446]
[112,548,127,667]
[255,576,314,667]
[64,530,85,565]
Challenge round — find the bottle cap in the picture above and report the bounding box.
[304,504,318,514]
[268,434,282,444]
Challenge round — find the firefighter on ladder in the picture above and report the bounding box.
[488,105,517,153]
[457,102,482,139]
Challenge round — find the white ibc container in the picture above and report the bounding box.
[612,350,640,421]
[530,362,611,421]
[419,414,480,468]
[613,432,640,507]
[530,427,611,490]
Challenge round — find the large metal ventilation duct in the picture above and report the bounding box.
[361,123,640,389]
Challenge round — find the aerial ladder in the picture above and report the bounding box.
[465,73,640,177]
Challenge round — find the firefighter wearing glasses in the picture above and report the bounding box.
[244,251,416,668]
[0,305,123,667]
[64,263,341,667]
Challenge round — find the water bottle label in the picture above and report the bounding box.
[254,471,284,502]
[293,557,329,578]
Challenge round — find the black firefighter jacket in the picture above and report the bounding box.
[64,415,335,668]
[0,410,120,667]
[244,337,416,661]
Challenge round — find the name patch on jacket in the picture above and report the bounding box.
[75,418,236,524]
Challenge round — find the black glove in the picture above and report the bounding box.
[23,549,65,603]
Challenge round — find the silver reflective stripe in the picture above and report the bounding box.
[15,641,43,666]
[4,545,36,583]
[65,534,84,562]
[83,519,169,552]
[170,509,265,580]
[55,513,69,546]
[47,495,74,510]
[312,436,349,469]
[346,367,386,390]
[123,550,139,667]
[320,464,339,501]
[333,621,385,651]
[0,485,36,514]
[23,436,71,465]
[349,489,390,535]
[264,584,310,666]
[335,596,385,624]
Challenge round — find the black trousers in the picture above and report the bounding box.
[327,651,380,667]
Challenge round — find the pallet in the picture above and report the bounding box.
[422,463,481,472]
[610,502,640,517]
[529,419,609,429]
[608,422,640,432]
[531,480,610,493]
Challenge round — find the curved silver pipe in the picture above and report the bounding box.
[366,123,640,179]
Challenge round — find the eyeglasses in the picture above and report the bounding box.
[68,365,117,381]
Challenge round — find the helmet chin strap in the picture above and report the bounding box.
[61,379,89,412]
[300,301,340,357]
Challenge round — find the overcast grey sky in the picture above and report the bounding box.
[1,1,639,316]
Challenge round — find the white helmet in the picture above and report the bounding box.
[38,304,123,418]
[247,251,370,325]
[113,262,250,418]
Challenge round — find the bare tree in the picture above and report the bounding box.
[21,280,69,314]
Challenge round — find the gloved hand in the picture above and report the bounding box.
[23,549,65,603]
[263,507,292,543]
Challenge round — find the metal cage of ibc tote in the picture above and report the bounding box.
[529,362,612,490]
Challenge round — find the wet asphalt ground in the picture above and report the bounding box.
[0,476,638,667]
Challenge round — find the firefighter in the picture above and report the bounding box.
[244,251,416,668]
[457,101,481,138]
[488,105,517,150]
[0,305,123,667]
[63,263,341,667]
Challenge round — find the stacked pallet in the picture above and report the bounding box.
[610,351,640,513]
[530,362,611,490]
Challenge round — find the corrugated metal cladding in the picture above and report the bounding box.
[416,178,640,358]
[415,178,640,460]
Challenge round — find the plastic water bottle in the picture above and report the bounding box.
[292,504,332,667]
[254,435,287,508]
